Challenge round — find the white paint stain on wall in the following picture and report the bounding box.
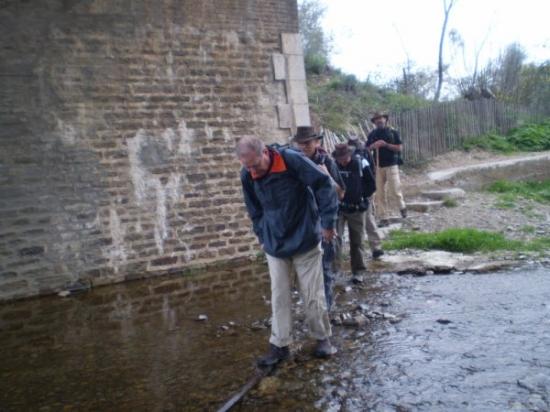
[127,121,195,255]
[106,208,127,272]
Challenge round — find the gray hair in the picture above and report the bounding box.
[235,136,265,157]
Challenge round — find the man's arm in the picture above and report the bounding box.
[240,170,264,244]
[282,150,338,236]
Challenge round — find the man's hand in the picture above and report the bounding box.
[322,228,337,243]
[372,140,386,149]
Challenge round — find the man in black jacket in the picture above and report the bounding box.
[333,144,376,283]
[366,112,407,226]
[348,136,384,259]
[293,127,345,310]
[237,136,338,366]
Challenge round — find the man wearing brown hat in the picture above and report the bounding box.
[293,127,345,309]
[348,136,384,259]
[366,112,407,226]
[332,144,376,283]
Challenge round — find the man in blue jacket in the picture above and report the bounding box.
[237,136,338,366]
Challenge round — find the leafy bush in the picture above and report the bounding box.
[305,53,328,75]
[487,179,550,204]
[463,119,550,153]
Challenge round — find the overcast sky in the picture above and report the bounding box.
[317,0,549,84]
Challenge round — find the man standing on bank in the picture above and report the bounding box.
[333,144,376,284]
[237,136,338,366]
[293,126,345,310]
[366,112,407,227]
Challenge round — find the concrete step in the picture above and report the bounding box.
[407,200,444,213]
[421,188,466,201]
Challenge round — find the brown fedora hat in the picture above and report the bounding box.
[292,126,323,143]
[370,112,389,123]
[332,143,352,159]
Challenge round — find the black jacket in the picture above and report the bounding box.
[366,127,403,168]
[241,147,338,258]
[336,155,376,213]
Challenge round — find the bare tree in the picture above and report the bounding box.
[434,0,456,102]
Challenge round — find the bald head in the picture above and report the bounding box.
[236,137,271,178]
[236,137,265,157]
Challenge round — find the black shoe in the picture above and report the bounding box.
[351,273,364,284]
[378,219,390,227]
[314,338,337,358]
[257,344,289,367]
[400,208,408,218]
[372,249,384,259]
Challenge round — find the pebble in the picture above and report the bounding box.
[196,314,208,321]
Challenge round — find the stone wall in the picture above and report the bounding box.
[0,0,301,301]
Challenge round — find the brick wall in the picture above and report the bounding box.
[0,0,299,301]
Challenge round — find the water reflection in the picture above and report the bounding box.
[1,263,549,411]
[0,263,271,411]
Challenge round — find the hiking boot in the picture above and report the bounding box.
[257,344,289,367]
[314,338,337,358]
[372,249,385,260]
[378,219,390,227]
[351,273,364,284]
[400,208,408,218]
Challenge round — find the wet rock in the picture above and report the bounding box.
[250,317,271,331]
[341,313,368,327]
[330,315,343,326]
[374,251,473,275]
[257,376,281,396]
[467,261,517,273]
[436,319,452,325]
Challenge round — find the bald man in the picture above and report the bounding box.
[236,136,338,366]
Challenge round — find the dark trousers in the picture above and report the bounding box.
[322,239,335,309]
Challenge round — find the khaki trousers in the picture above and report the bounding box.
[375,165,406,220]
[265,243,331,347]
[335,211,367,274]
[365,200,382,251]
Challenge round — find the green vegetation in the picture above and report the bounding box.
[442,197,458,208]
[463,120,550,153]
[520,225,536,234]
[487,179,550,204]
[307,72,429,131]
[384,228,550,253]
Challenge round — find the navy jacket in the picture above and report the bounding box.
[240,147,338,258]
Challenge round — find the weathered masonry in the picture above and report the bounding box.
[0,0,311,301]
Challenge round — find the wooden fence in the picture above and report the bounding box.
[322,99,548,163]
